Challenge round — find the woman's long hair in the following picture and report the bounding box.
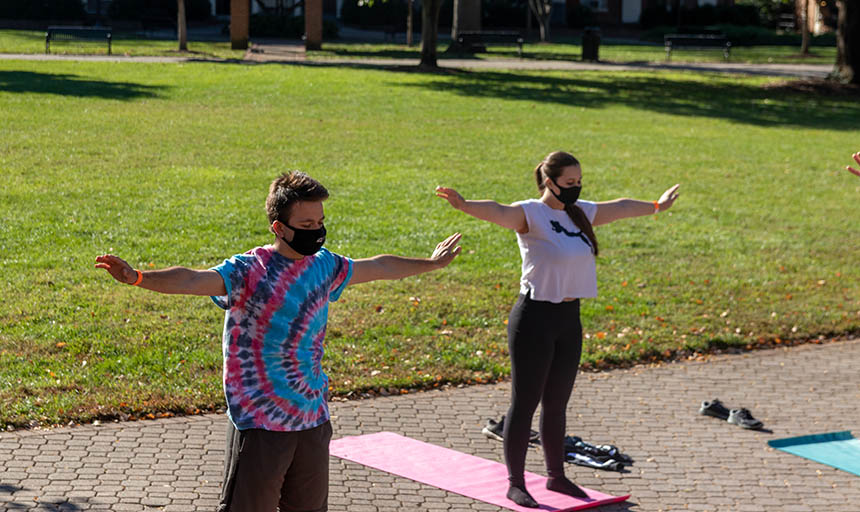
[534,151,598,256]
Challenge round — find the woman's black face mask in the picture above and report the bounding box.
[279,222,326,256]
[551,179,581,205]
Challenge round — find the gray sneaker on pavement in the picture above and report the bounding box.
[727,408,763,430]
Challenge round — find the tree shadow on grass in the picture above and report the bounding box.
[0,71,165,100]
[388,69,859,129]
[209,58,850,129]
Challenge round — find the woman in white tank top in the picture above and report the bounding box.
[436,151,680,508]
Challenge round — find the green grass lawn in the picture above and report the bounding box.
[0,58,858,430]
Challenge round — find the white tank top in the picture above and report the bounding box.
[513,199,598,303]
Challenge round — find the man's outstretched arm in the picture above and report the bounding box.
[95,254,226,296]
[349,233,462,285]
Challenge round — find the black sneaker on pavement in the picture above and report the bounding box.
[482,417,505,441]
[699,399,731,420]
[481,416,539,442]
[727,408,763,430]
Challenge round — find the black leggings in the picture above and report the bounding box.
[502,293,583,486]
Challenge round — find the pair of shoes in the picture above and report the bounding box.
[482,416,539,443]
[699,399,763,430]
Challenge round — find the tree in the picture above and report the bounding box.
[177,0,188,51]
[800,0,810,55]
[407,0,414,46]
[419,0,445,68]
[834,0,860,82]
[527,0,552,42]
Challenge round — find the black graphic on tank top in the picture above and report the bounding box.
[550,220,593,250]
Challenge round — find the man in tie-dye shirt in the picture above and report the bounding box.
[95,171,462,512]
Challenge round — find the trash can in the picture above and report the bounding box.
[582,26,600,62]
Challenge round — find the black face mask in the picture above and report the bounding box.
[551,179,581,205]
[280,223,326,256]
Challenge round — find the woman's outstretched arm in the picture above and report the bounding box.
[435,186,528,233]
[592,184,680,226]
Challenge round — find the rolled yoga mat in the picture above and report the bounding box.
[330,432,630,512]
[768,431,860,477]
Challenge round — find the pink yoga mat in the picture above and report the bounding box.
[330,432,630,512]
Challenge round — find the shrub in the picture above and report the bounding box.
[339,0,452,29]
[108,0,212,22]
[482,0,528,28]
[340,0,415,28]
[0,0,86,20]
[250,14,340,39]
[640,3,759,29]
[735,0,793,28]
[566,3,594,28]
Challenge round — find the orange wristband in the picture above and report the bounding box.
[653,201,660,214]
[131,269,143,286]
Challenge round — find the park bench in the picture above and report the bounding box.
[457,31,524,58]
[46,26,112,55]
[663,34,730,61]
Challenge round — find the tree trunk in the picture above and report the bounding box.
[178,0,188,51]
[407,0,413,46]
[526,4,532,38]
[419,0,442,68]
[451,0,460,40]
[800,0,810,55]
[835,0,860,83]
[527,0,551,42]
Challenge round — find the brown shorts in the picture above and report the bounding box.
[218,420,333,512]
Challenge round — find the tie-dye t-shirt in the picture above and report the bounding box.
[210,246,353,432]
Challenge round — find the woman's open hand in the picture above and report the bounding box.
[435,186,466,210]
[847,152,860,178]
[657,184,681,212]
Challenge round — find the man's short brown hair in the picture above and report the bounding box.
[265,172,329,224]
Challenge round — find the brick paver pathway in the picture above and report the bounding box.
[1,338,858,511]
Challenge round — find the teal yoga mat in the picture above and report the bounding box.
[768,431,860,477]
